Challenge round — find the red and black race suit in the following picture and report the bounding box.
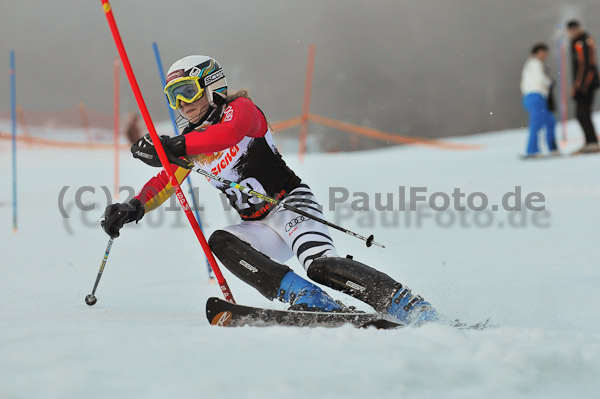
[134,97,301,220]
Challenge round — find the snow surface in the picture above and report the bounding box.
[1,118,600,398]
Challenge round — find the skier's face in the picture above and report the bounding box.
[179,95,209,123]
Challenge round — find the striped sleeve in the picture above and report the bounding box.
[134,163,191,213]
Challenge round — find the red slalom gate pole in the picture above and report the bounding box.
[100,0,235,303]
[113,58,120,200]
[559,40,568,146]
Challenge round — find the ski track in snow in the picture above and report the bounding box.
[1,117,600,398]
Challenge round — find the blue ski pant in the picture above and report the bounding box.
[522,93,557,154]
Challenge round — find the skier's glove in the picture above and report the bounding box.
[131,134,186,167]
[101,198,145,238]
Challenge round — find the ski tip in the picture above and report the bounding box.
[210,311,234,326]
[205,297,234,326]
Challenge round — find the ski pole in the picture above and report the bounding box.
[100,0,235,303]
[85,237,114,306]
[152,42,214,282]
[170,157,384,248]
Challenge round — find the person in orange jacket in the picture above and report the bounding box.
[566,20,600,154]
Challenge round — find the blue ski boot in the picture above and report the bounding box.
[387,286,439,326]
[278,271,345,312]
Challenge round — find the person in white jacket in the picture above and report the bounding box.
[520,43,557,156]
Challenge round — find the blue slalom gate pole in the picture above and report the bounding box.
[152,42,214,281]
[10,50,17,232]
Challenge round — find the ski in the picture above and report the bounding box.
[518,150,600,160]
[205,297,404,329]
[518,153,564,160]
[571,147,600,156]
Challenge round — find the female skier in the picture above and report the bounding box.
[101,55,438,325]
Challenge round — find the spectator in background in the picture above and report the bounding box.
[125,111,143,144]
[520,43,557,157]
[566,20,600,154]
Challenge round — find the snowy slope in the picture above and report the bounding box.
[1,119,600,399]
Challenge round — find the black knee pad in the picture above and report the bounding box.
[208,230,291,300]
[307,257,402,312]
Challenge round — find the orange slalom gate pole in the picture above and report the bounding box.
[113,58,120,200]
[78,102,93,142]
[100,0,235,303]
[298,44,315,163]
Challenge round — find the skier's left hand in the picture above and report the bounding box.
[131,134,186,167]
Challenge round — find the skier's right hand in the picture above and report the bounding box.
[101,199,145,238]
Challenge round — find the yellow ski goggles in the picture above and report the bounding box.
[164,76,205,110]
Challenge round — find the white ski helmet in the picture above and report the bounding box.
[164,55,228,109]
